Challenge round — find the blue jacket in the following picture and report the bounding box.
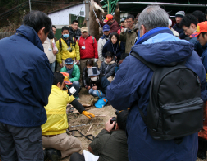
[173,23,186,39]
[0,25,54,127]
[102,40,125,59]
[106,27,206,161]
[189,37,203,57]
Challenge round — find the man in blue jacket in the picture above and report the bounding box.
[106,5,207,161]
[0,11,53,161]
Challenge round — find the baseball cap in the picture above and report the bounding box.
[65,58,74,64]
[88,67,100,77]
[191,21,207,37]
[175,11,185,18]
[103,24,110,32]
[120,18,125,23]
[104,14,113,23]
[81,27,88,32]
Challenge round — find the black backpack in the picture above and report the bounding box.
[131,51,203,142]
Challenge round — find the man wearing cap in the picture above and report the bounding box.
[87,67,110,98]
[78,27,98,80]
[98,24,111,62]
[180,14,203,56]
[60,58,80,99]
[117,18,125,35]
[173,11,186,39]
[97,14,120,33]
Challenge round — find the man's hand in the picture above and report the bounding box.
[76,60,79,64]
[88,86,91,90]
[105,119,115,132]
[121,28,125,32]
[82,111,95,119]
[60,63,63,68]
[53,50,57,56]
[92,86,97,90]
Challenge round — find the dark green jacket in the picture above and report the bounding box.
[60,64,80,82]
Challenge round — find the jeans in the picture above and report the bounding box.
[69,81,80,98]
[88,89,105,97]
[50,61,56,72]
[0,123,43,161]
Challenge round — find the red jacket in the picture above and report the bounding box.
[100,20,120,33]
[78,36,98,59]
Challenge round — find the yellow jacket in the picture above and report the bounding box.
[56,38,80,63]
[42,85,75,135]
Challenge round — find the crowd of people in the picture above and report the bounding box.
[0,4,207,161]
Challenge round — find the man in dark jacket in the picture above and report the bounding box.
[173,11,186,39]
[106,5,206,161]
[69,20,81,40]
[0,11,53,161]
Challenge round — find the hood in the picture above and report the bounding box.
[131,27,194,65]
[105,60,116,65]
[16,25,44,51]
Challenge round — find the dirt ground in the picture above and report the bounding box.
[60,88,206,161]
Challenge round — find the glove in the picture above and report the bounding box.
[82,111,95,119]
[94,58,98,63]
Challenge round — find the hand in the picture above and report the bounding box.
[121,28,125,32]
[88,86,91,90]
[82,111,95,119]
[60,63,63,68]
[76,60,79,64]
[92,86,97,90]
[94,58,98,63]
[105,118,115,132]
[115,56,117,60]
[53,50,57,56]
[96,18,100,24]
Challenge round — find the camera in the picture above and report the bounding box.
[110,117,116,130]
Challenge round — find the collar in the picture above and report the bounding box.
[52,85,61,90]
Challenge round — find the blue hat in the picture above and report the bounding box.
[103,24,110,32]
[88,67,100,77]
[65,58,74,64]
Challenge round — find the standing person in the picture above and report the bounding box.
[117,18,125,34]
[56,26,80,69]
[180,14,203,56]
[98,24,110,62]
[192,10,205,23]
[52,25,57,41]
[69,20,82,40]
[173,11,186,39]
[119,15,137,55]
[96,14,120,33]
[43,30,58,72]
[0,11,54,161]
[60,58,80,99]
[106,5,206,161]
[78,27,98,78]
[102,32,125,61]
[195,21,207,160]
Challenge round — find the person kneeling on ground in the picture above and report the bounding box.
[70,110,129,161]
[42,72,95,161]
[60,58,80,99]
[99,51,116,82]
[87,67,110,98]
[83,60,94,88]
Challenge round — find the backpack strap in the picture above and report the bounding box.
[59,39,62,52]
[130,51,157,71]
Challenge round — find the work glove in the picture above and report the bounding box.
[82,111,95,119]
[94,58,98,63]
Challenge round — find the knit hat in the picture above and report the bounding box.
[175,11,185,18]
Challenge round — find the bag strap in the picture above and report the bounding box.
[59,39,62,52]
[130,51,157,71]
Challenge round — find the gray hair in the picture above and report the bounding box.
[138,5,169,31]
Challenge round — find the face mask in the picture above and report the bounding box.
[91,76,97,81]
[63,34,69,38]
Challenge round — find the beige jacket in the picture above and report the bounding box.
[43,37,57,64]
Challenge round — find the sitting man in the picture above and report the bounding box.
[69,110,129,161]
[42,72,95,160]
[87,67,110,98]
[60,58,80,99]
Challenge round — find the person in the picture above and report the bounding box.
[98,24,110,62]
[43,30,58,72]
[180,14,203,56]
[193,21,207,159]
[168,19,179,37]
[56,26,80,69]
[99,51,116,82]
[117,18,125,34]
[106,5,206,161]
[173,11,186,39]
[69,20,82,40]
[97,14,120,33]
[78,27,98,78]
[192,10,205,23]
[87,67,110,98]
[42,72,95,160]
[52,25,57,41]
[0,11,54,161]
[69,110,129,161]
[102,32,125,61]
[60,58,80,99]
[119,15,137,55]
[83,60,94,90]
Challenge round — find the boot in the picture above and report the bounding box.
[46,148,61,161]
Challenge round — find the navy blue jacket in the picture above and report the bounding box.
[173,23,186,39]
[102,40,125,59]
[106,27,206,161]
[0,25,53,127]
[189,37,203,57]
